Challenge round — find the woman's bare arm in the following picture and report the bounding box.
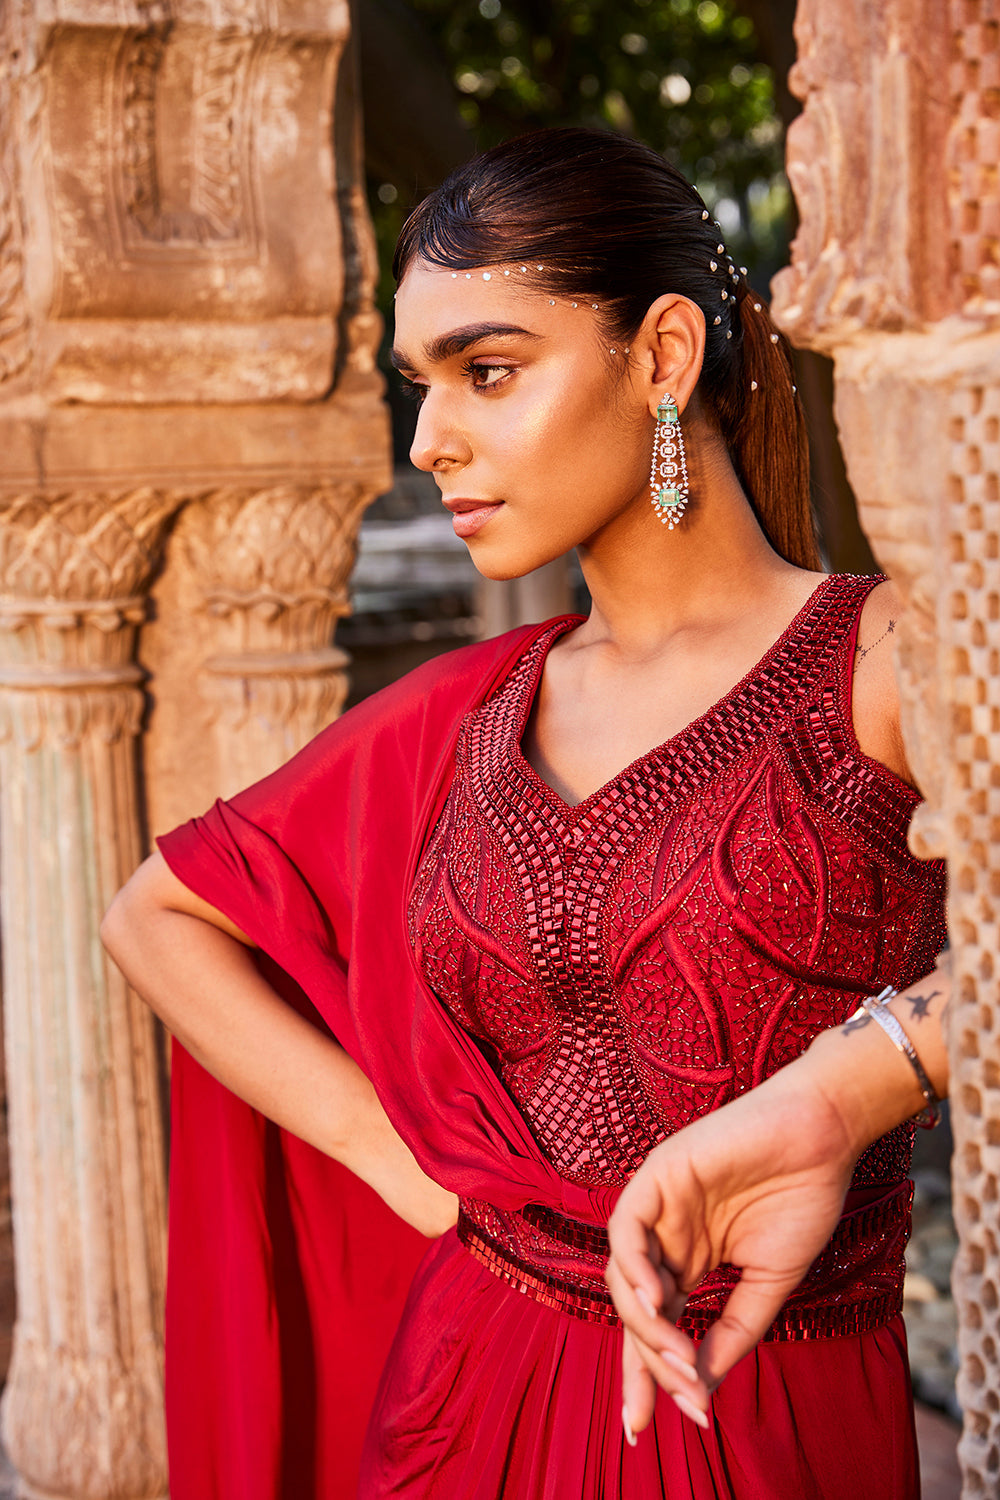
[605,964,950,1434]
[101,852,458,1237]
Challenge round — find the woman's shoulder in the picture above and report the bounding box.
[281,616,579,780]
[846,576,914,788]
[355,617,574,721]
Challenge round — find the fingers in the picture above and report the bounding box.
[605,1242,684,1359]
[607,1255,711,1433]
[695,1270,803,1389]
[621,1330,657,1439]
[620,1323,711,1435]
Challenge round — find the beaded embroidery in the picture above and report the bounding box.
[408,575,947,1334]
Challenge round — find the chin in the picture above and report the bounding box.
[467,542,565,583]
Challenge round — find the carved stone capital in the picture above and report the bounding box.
[183,481,372,788]
[0,489,179,602]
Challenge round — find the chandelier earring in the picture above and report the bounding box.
[649,392,690,528]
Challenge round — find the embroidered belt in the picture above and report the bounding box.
[457,1180,913,1342]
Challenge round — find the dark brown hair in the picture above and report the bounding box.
[394,127,818,570]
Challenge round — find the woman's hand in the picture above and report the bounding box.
[606,1064,858,1433]
[606,966,951,1434]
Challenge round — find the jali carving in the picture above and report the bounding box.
[944,380,1000,1492]
[948,2,1000,313]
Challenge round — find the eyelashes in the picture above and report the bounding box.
[398,361,516,404]
[465,361,514,391]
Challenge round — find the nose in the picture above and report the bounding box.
[408,392,472,476]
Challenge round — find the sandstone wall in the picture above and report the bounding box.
[0,3,388,1495]
[770,1,1000,1490]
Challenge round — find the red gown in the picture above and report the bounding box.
[159,574,946,1499]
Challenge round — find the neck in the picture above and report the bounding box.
[576,406,803,658]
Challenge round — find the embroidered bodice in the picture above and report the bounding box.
[407,574,947,1334]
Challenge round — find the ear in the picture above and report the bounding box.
[631,294,706,418]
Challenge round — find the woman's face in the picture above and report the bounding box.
[392,259,654,580]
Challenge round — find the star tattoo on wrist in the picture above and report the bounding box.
[905,989,940,1021]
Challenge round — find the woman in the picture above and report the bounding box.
[101,127,946,1499]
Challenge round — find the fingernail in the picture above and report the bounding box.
[622,1403,638,1447]
[634,1285,659,1320]
[660,1348,698,1383]
[672,1391,710,1430]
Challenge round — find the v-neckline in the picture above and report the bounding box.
[512,575,837,819]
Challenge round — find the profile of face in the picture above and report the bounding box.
[392,259,683,581]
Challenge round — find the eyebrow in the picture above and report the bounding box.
[390,322,543,373]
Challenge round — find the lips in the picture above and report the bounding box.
[442,498,504,538]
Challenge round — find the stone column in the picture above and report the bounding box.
[0,492,175,1500]
[184,482,372,795]
[0,2,388,1494]
[770,1,1000,1491]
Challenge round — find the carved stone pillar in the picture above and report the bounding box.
[184,482,371,794]
[0,1,388,1494]
[771,2,1000,1491]
[0,491,175,1498]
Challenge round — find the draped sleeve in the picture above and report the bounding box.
[155,622,613,1500]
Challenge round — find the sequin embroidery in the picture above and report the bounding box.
[408,575,947,1334]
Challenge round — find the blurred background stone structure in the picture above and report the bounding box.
[769,0,998,1491]
[0,2,388,1495]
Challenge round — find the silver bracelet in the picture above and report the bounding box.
[851,985,941,1129]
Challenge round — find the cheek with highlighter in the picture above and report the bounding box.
[454,383,651,574]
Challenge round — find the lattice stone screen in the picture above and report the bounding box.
[772,1,1000,1491]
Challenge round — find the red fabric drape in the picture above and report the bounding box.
[158,619,621,1497]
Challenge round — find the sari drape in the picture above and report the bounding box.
[158,619,616,1496]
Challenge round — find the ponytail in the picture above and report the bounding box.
[714,288,819,570]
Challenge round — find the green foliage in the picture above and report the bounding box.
[370,0,790,304]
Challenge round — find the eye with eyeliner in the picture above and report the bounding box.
[397,358,516,404]
[462,359,515,391]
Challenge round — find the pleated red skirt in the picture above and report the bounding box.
[360,1231,920,1500]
